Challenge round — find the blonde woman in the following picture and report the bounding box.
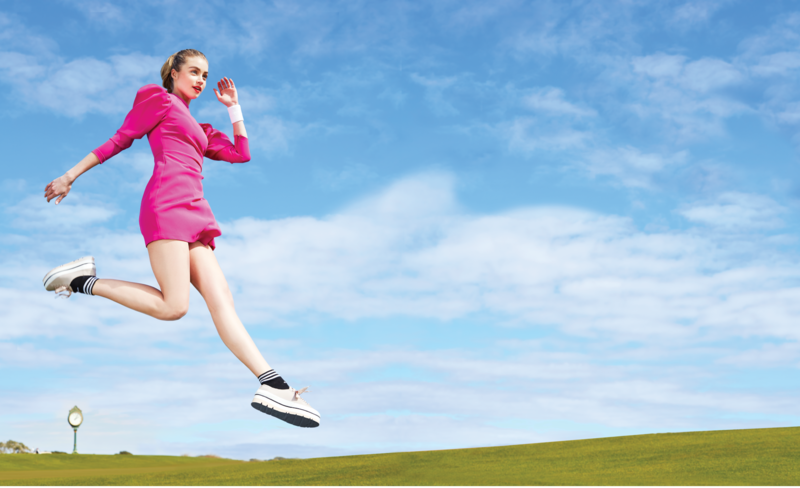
[42,49,319,428]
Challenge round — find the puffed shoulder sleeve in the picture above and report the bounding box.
[92,84,172,163]
[200,122,251,163]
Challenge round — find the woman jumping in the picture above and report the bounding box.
[42,49,319,428]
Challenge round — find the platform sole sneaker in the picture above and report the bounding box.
[251,384,320,428]
[43,256,96,296]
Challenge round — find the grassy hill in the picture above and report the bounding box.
[1,426,798,485]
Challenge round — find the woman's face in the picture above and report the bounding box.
[172,56,208,102]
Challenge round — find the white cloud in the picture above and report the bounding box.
[632,53,687,79]
[0,12,58,54]
[580,146,687,188]
[66,0,125,24]
[507,1,642,60]
[0,51,163,118]
[737,12,800,60]
[434,0,519,29]
[0,342,80,368]
[502,117,591,154]
[680,192,786,230]
[4,172,800,458]
[627,53,750,140]
[632,53,744,93]
[0,51,46,79]
[522,87,596,117]
[7,193,117,230]
[716,341,800,367]
[735,15,800,140]
[773,102,800,125]
[681,58,744,93]
[2,342,794,458]
[751,52,800,77]
[671,1,724,27]
[159,172,800,344]
[410,73,460,116]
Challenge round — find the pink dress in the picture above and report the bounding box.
[92,84,250,250]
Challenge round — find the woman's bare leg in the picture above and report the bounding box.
[91,240,191,321]
[188,241,270,376]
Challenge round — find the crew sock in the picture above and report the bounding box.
[258,369,289,390]
[70,276,98,295]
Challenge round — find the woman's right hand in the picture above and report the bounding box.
[44,174,73,205]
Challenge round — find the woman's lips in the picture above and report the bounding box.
[193,86,202,93]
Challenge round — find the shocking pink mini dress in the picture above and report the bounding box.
[92,84,250,250]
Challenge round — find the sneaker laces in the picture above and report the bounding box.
[54,285,72,299]
[293,387,310,402]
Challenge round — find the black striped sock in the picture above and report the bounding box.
[70,276,98,296]
[258,369,289,390]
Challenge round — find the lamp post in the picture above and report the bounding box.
[67,406,83,454]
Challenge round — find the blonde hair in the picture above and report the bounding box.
[160,49,207,93]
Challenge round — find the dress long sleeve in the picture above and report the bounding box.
[92,84,172,163]
[200,123,251,163]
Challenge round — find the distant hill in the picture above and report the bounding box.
[0,426,798,485]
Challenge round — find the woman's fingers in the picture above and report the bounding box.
[217,77,234,89]
[54,188,68,204]
[44,178,68,203]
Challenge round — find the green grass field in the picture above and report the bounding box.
[1,426,798,485]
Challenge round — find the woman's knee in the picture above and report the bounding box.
[158,301,189,321]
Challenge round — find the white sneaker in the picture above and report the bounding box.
[43,256,96,297]
[251,384,320,428]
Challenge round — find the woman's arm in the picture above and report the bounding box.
[233,119,247,139]
[44,85,172,205]
[214,77,247,138]
[44,151,101,205]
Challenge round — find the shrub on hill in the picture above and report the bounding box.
[0,441,31,454]
[51,451,67,455]
[117,451,133,455]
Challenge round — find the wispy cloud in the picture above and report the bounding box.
[4,170,800,457]
[670,1,726,28]
[7,193,117,230]
[410,73,460,116]
[522,87,597,118]
[680,192,787,230]
[0,51,162,118]
[579,147,687,189]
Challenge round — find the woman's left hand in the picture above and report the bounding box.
[213,77,239,107]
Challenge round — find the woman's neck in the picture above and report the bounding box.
[174,90,191,107]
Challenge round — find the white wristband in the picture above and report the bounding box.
[227,104,243,124]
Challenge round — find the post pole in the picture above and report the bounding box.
[72,428,77,454]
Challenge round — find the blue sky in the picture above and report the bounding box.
[2,0,800,459]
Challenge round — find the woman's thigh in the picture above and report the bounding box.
[188,242,234,313]
[147,239,191,307]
